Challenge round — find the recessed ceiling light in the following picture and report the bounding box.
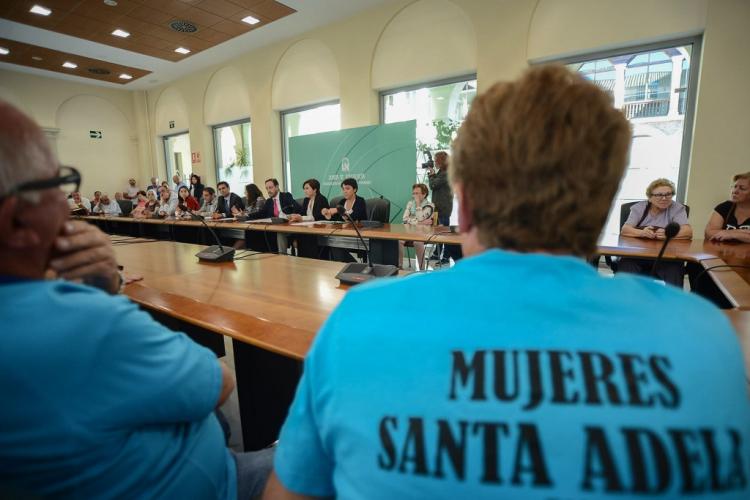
[32,56,43,61]
[0,47,9,55]
[241,15,260,25]
[174,47,190,54]
[103,0,118,6]
[119,73,132,80]
[62,61,77,69]
[30,5,52,16]
[111,29,130,38]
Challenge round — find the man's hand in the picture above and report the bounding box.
[212,212,222,220]
[48,221,120,293]
[231,206,241,216]
[288,214,302,222]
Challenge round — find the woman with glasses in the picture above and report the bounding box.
[705,172,750,243]
[617,178,692,287]
[398,183,434,268]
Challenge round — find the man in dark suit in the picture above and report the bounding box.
[212,181,244,219]
[253,178,301,220]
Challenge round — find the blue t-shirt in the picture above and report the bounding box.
[275,249,750,499]
[0,279,236,499]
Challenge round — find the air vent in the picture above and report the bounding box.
[169,20,198,33]
[88,67,111,75]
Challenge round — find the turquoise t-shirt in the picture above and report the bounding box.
[275,249,750,499]
[0,279,236,499]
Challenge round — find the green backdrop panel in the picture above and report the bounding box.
[289,120,416,221]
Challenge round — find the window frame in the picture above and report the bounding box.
[537,35,703,203]
[378,73,478,125]
[162,130,190,184]
[280,99,340,190]
[211,117,253,186]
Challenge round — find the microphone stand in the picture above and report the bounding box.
[186,208,235,262]
[650,222,681,278]
[334,207,398,286]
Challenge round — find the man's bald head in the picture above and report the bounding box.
[0,101,57,197]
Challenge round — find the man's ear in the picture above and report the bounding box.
[456,182,473,234]
[0,197,41,249]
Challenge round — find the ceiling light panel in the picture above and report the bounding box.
[30,5,52,16]
[62,61,77,68]
[111,29,130,38]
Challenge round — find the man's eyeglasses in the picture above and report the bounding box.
[650,192,674,199]
[2,166,81,201]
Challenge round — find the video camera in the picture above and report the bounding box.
[421,150,434,169]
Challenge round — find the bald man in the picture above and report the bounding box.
[0,101,272,498]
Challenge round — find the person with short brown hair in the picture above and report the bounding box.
[265,65,750,500]
[706,172,750,242]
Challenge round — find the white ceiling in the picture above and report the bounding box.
[0,0,393,90]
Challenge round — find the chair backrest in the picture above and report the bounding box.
[117,199,133,216]
[329,196,344,208]
[619,200,691,228]
[295,198,305,208]
[365,197,390,223]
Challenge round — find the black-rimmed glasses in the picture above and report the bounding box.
[1,166,81,201]
[650,192,674,199]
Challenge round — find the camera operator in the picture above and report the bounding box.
[427,151,462,264]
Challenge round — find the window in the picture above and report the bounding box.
[213,119,253,193]
[563,38,701,236]
[163,132,191,185]
[381,75,477,224]
[281,102,341,188]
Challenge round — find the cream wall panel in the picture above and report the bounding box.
[371,0,477,90]
[528,0,708,61]
[271,39,340,111]
[685,0,750,233]
[0,69,136,131]
[154,87,190,136]
[204,66,251,126]
[55,95,138,197]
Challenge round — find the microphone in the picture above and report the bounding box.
[186,208,235,263]
[333,206,398,286]
[650,222,681,277]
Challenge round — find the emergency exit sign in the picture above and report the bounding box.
[89,130,102,139]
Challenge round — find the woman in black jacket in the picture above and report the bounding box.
[188,174,204,201]
[322,178,367,222]
[289,178,329,222]
[289,178,330,259]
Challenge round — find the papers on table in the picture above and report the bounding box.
[290,221,340,226]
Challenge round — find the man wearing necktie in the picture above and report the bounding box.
[255,178,302,254]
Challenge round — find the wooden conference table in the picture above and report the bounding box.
[107,227,750,451]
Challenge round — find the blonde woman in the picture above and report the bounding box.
[618,178,692,287]
[398,183,434,268]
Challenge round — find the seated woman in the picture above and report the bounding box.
[174,186,200,218]
[289,179,330,259]
[233,183,265,220]
[617,178,692,287]
[705,171,750,243]
[322,178,368,262]
[398,183,435,268]
[130,191,149,219]
[156,186,177,217]
[289,178,329,222]
[321,178,367,222]
[143,189,159,217]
